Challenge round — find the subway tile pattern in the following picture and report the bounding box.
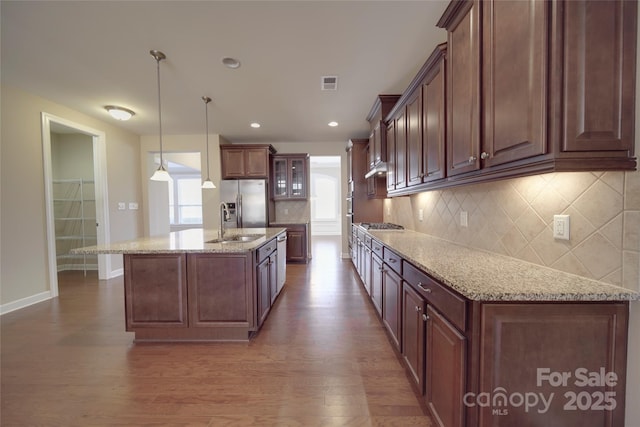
[385,170,640,291]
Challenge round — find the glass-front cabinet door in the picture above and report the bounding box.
[273,158,288,198]
[272,154,308,200]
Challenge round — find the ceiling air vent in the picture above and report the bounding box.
[321,76,338,91]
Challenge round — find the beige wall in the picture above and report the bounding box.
[0,85,143,307]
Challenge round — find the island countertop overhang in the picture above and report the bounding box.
[71,227,286,255]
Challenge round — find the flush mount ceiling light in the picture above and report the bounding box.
[250,122,261,128]
[328,121,339,127]
[104,105,135,121]
[149,49,171,182]
[222,57,241,69]
[201,96,216,190]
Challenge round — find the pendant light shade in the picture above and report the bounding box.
[149,50,171,182]
[201,96,216,189]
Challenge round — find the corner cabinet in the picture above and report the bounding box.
[271,154,309,200]
[220,144,276,179]
[436,0,636,184]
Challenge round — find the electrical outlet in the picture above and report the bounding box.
[118,202,126,211]
[460,211,468,228]
[553,215,570,240]
[418,209,424,221]
[128,202,139,210]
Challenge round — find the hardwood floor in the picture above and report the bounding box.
[1,236,433,426]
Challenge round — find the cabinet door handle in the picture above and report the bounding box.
[378,267,385,272]
[468,156,477,163]
[422,314,429,321]
[417,282,431,293]
[415,306,422,312]
[481,151,490,160]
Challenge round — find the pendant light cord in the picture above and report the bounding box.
[203,96,211,179]
[156,56,164,169]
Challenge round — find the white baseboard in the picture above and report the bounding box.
[341,252,352,259]
[108,268,124,279]
[0,291,52,315]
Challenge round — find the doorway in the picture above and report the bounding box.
[42,113,110,298]
[309,156,341,236]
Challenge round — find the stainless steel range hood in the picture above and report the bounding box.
[364,162,387,178]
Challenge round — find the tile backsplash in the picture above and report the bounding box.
[274,200,310,223]
[385,170,640,291]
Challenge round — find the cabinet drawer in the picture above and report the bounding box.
[403,261,466,332]
[383,247,402,275]
[371,239,383,258]
[364,234,372,248]
[256,240,277,263]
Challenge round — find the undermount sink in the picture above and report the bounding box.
[206,234,264,244]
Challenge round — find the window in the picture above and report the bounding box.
[169,175,202,225]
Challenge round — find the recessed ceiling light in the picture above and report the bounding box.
[328,121,339,127]
[250,122,261,128]
[222,57,241,69]
[104,105,135,121]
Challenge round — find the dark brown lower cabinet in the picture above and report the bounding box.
[402,283,426,393]
[270,223,308,263]
[382,266,402,350]
[476,303,628,427]
[370,253,383,316]
[426,305,466,427]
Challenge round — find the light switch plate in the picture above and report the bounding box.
[553,214,570,240]
[128,202,139,210]
[118,202,126,211]
[418,209,424,221]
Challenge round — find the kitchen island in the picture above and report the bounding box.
[74,227,286,342]
[351,224,638,427]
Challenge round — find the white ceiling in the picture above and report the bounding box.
[1,1,449,144]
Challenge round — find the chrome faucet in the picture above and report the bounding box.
[219,202,229,239]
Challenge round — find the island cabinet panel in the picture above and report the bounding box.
[187,253,253,328]
[476,303,628,427]
[482,0,548,168]
[124,254,188,329]
[558,0,636,155]
[426,305,466,427]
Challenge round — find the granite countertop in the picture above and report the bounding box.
[360,226,639,302]
[71,227,286,255]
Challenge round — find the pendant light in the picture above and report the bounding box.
[149,50,171,182]
[201,96,216,189]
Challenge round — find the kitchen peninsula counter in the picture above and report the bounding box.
[74,228,287,342]
[360,226,638,302]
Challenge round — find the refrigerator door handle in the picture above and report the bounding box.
[237,194,242,228]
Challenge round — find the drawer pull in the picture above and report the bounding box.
[388,258,397,263]
[417,282,431,293]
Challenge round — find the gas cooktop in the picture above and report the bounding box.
[360,222,405,230]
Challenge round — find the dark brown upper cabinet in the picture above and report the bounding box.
[366,95,401,176]
[271,154,309,200]
[436,0,636,184]
[386,44,447,196]
[220,144,276,179]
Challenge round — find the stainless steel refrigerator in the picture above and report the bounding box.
[220,180,270,228]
